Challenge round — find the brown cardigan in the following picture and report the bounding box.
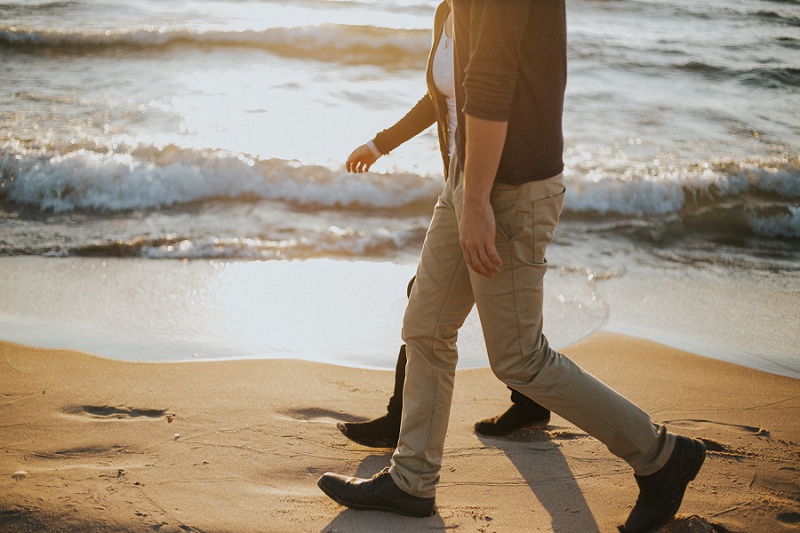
[371,2,452,179]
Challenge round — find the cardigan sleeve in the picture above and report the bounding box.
[372,93,437,155]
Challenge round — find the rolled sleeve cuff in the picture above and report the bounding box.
[463,74,518,121]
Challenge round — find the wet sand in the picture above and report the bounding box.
[2,333,798,532]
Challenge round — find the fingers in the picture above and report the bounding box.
[460,235,503,279]
[479,244,503,277]
[346,154,365,173]
[459,204,503,278]
[346,159,372,173]
[345,145,377,173]
[460,222,503,277]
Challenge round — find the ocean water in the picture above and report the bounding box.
[1,0,799,374]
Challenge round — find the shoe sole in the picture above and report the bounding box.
[317,478,436,518]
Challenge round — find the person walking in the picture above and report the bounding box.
[320,1,705,532]
[338,0,550,450]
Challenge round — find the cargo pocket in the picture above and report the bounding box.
[532,188,565,264]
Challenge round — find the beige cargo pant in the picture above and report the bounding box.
[390,162,675,498]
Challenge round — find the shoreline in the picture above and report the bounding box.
[1,256,798,379]
[2,334,798,532]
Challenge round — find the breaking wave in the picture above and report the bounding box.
[2,142,799,248]
[0,24,430,67]
[0,142,442,213]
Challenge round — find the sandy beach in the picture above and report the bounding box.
[2,0,798,530]
[2,333,798,532]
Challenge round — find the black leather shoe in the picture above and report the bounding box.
[337,414,400,448]
[621,436,706,533]
[317,467,436,517]
[474,402,551,436]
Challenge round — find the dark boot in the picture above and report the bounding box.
[621,436,706,533]
[318,467,436,517]
[337,345,406,448]
[474,389,550,436]
[336,414,400,449]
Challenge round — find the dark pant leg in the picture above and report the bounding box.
[386,274,415,419]
[386,344,407,419]
[510,387,542,407]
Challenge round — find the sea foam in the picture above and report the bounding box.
[2,143,798,240]
[0,144,442,213]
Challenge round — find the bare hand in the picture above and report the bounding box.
[346,144,379,173]
[459,200,503,279]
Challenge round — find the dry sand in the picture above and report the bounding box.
[1,333,798,532]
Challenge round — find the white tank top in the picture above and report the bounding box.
[432,25,457,158]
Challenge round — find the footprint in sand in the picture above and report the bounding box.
[33,443,126,459]
[664,418,770,437]
[663,418,770,457]
[668,419,800,517]
[275,407,349,425]
[61,405,168,420]
[778,511,800,525]
[750,466,800,500]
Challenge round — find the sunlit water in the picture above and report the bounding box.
[1,0,798,374]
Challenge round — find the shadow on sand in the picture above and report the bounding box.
[476,428,602,532]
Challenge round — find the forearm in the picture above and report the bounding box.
[458,114,507,278]
[373,94,436,155]
[463,114,508,206]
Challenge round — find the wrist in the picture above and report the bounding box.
[463,177,493,205]
[463,193,491,209]
[366,140,382,158]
